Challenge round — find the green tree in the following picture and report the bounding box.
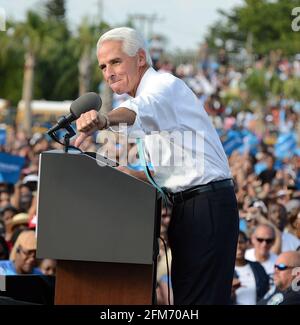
[0,20,24,107]
[206,0,300,55]
[45,0,66,21]
[35,16,78,101]
[13,10,50,134]
[73,20,110,99]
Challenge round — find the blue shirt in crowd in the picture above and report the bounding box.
[0,260,42,275]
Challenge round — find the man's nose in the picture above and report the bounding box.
[105,65,114,80]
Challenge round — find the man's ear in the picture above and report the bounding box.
[137,49,147,67]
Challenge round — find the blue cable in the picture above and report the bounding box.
[136,138,169,207]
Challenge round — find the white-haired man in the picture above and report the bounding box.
[75,27,239,305]
[245,224,278,280]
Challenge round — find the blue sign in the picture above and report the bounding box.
[238,130,259,156]
[0,153,25,184]
[0,128,6,146]
[274,132,297,160]
[222,130,243,156]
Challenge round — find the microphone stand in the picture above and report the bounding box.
[62,124,75,153]
[47,123,81,154]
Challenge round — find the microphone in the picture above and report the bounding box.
[47,92,102,134]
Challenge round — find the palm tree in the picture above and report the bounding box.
[76,19,113,112]
[14,11,47,136]
[77,18,94,96]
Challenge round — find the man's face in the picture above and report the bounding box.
[236,234,247,260]
[97,40,146,97]
[14,245,36,274]
[273,255,295,291]
[3,210,15,226]
[252,227,275,257]
[268,204,286,230]
[0,192,10,208]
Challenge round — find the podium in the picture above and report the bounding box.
[36,150,161,305]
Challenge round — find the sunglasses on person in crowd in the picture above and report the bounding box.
[255,237,274,244]
[274,263,295,271]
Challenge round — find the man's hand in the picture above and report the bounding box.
[75,110,108,147]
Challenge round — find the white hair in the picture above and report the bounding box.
[96,27,152,66]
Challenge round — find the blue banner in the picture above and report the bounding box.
[238,130,259,156]
[0,128,6,146]
[274,132,297,160]
[0,153,25,184]
[222,130,243,156]
[254,162,267,175]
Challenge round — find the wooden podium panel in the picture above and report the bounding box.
[55,260,153,305]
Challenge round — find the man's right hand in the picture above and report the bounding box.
[75,110,107,147]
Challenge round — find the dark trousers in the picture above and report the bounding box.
[168,185,239,305]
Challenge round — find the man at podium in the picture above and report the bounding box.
[74,27,239,305]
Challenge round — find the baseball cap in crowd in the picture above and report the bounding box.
[22,174,39,185]
[29,133,45,147]
[11,213,29,229]
[251,200,268,215]
[22,174,38,192]
[10,230,37,261]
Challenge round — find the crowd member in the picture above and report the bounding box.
[268,203,300,253]
[0,230,42,275]
[258,251,300,305]
[38,259,57,276]
[232,231,269,305]
[245,224,277,282]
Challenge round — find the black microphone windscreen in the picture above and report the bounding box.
[70,92,102,118]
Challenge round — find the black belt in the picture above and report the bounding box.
[169,179,234,204]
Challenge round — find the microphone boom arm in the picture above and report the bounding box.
[47,119,77,153]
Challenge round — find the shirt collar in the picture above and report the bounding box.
[134,66,157,97]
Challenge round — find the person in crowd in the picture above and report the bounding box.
[258,153,277,185]
[285,199,300,239]
[156,206,173,305]
[0,230,41,275]
[258,251,300,305]
[0,204,18,246]
[232,231,269,305]
[0,236,9,260]
[245,224,278,282]
[268,203,300,253]
[38,259,57,276]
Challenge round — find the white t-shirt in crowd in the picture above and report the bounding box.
[235,264,257,305]
[245,248,277,278]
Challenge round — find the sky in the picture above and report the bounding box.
[0,0,242,51]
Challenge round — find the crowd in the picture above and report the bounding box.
[1,47,300,305]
